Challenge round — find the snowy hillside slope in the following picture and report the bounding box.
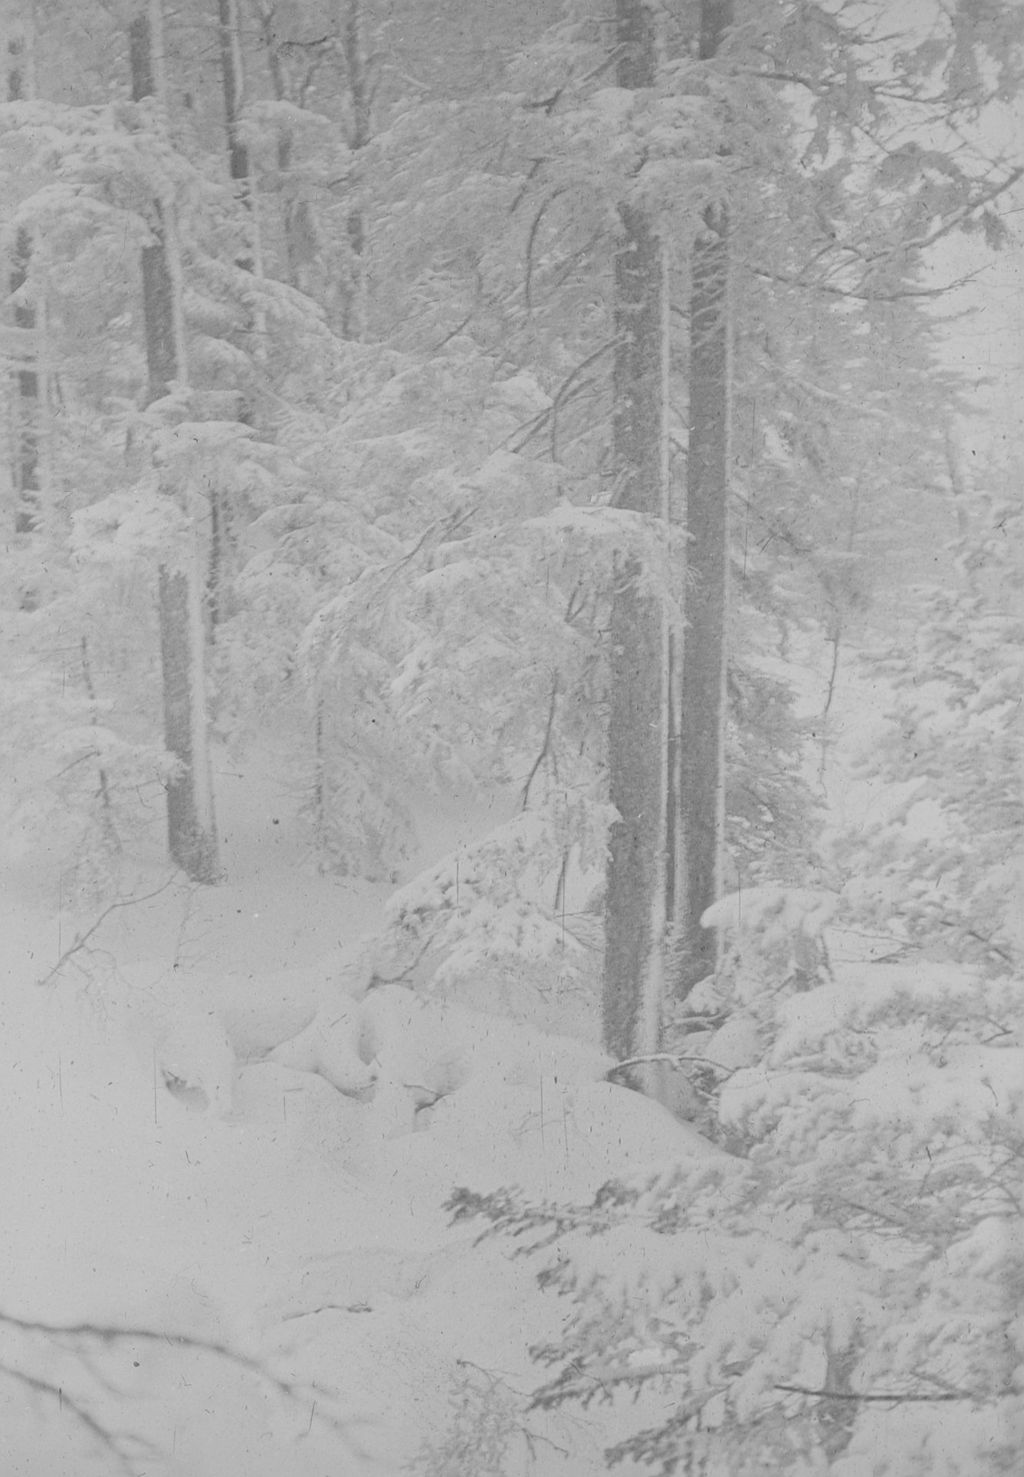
[1,763,715,1476]
[4,642,1015,1475]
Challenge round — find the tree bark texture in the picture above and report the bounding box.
[8,25,40,534]
[252,2,302,286]
[602,0,671,1073]
[217,0,252,227]
[158,562,218,881]
[672,0,732,1000]
[210,0,260,637]
[335,0,369,337]
[131,1,219,884]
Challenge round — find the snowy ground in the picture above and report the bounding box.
[2,749,717,1476]
[1,648,949,1476]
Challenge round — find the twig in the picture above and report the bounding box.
[455,1358,570,1457]
[548,339,616,463]
[365,931,435,988]
[0,1360,148,1474]
[53,749,101,780]
[838,1197,913,1230]
[523,187,567,313]
[936,918,1014,966]
[0,1307,356,1440]
[80,635,118,849]
[520,676,560,810]
[506,340,615,456]
[38,877,177,987]
[428,264,484,353]
[607,1051,736,1079]
[775,1382,967,1403]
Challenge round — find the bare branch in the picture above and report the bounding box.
[607,1051,736,1079]
[38,877,178,987]
[0,1307,359,1444]
[523,188,567,313]
[0,1360,147,1475]
[520,676,560,810]
[775,1382,969,1403]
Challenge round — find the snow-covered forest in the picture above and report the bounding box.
[1,1,1021,1472]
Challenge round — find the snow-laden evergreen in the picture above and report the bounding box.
[842,493,1023,978]
[1,0,1021,1471]
[455,887,1023,1475]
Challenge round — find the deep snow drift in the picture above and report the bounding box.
[1,762,715,1476]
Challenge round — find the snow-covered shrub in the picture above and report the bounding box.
[0,541,171,899]
[410,1364,534,1477]
[453,886,1024,1474]
[841,494,1023,977]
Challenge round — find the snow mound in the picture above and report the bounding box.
[264,982,615,1138]
[267,995,376,1097]
[156,1010,237,1115]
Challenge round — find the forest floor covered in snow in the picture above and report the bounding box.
[1,752,718,1476]
[0,661,1001,1476]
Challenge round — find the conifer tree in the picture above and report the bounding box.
[5,6,40,536]
[333,0,370,339]
[449,2,1024,1467]
[672,0,733,1000]
[602,0,673,1085]
[130,0,219,883]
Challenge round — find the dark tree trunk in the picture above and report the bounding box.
[131,1,219,884]
[251,1,301,285]
[672,0,733,1000]
[217,0,252,237]
[602,0,671,1081]
[8,27,40,535]
[336,0,369,338]
[210,0,258,638]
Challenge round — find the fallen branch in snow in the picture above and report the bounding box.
[935,917,1015,968]
[454,1359,570,1457]
[38,876,177,987]
[519,674,559,810]
[365,930,434,987]
[838,1196,915,1231]
[606,1051,737,1081]
[412,1355,572,1471]
[0,1356,156,1475]
[775,1382,970,1403]
[0,1306,363,1463]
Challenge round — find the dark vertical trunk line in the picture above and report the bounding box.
[217,0,248,180]
[217,0,253,265]
[338,0,369,338]
[8,32,40,535]
[207,489,224,636]
[673,0,733,1001]
[211,0,256,640]
[10,225,39,534]
[254,5,300,286]
[699,0,733,61]
[664,627,681,930]
[138,226,178,400]
[81,636,119,850]
[131,2,218,884]
[313,695,327,866]
[158,564,216,879]
[602,0,670,1078]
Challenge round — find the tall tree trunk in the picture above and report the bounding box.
[602,0,672,1088]
[254,1,310,293]
[131,0,219,884]
[672,0,732,1000]
[335,0,369,339]
[210,0,261,639]
[217,0,252,245]
[7,19,40,535]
